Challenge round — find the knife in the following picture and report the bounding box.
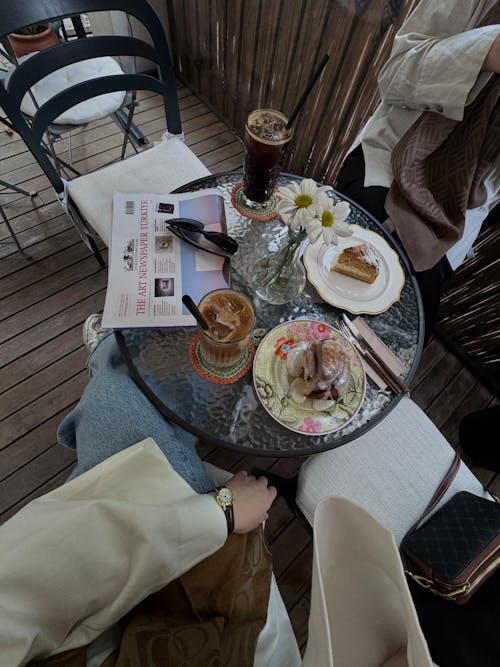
[342,314,410,395]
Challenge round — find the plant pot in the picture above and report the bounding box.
[9,23,59,58]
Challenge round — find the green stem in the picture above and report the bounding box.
[262,238,302,287]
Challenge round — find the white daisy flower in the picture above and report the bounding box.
[306,193,352,245]
[276,178,322,231]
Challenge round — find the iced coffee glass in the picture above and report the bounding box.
[197,288,255,368]
[243,109,293,208]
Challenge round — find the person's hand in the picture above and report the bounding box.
[222,471,277,534]
[483,34,500,73]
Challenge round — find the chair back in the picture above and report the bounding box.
[0,0,181,194]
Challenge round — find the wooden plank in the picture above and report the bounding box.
[202,140,245,169]
[277,542,313,609]
[0,270,108,346]
[425,366,479,430]
[0,241,99,298]
[214,153,244,172]
[269,514,312,578]
[0,214,73,258]
[411,351,463,413]
[410,336,448,389]
[0,443,76,515]
[0,228,86,278]
[0,409,76,482]
[0,371,89,448]
[440,381,494,448]
[0,288,106,367]
[0,465,75,526]
[288,593,311,653]
[0,347,87,422]
[0,252,108,320]
[0,323,86,394]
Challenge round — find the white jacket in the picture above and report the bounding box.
[0,440,433,667]
[361,0,500,269]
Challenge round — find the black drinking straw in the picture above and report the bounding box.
[182,294,209,330]
[286,54,330,130]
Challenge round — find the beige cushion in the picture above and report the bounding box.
[67,137,210,245]
[5,53,126,124]
[297,397,490,545]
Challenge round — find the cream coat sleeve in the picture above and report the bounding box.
[377,0,500,120]
[0,439,227,667]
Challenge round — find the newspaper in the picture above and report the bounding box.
[102,189,230,328]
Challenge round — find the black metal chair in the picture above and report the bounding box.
[0,0,209,264]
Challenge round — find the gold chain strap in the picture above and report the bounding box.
[405,570,471,600]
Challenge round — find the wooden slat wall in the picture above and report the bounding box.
[166,0,419,183]
[436,225,500,398]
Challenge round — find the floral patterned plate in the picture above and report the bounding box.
[253,320,366,435]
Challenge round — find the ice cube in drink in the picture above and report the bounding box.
[197,289,255,368]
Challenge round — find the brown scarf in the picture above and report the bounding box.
[30,527,272,667]
[385,3,500,272]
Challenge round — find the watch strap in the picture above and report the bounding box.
[225,503,235,534]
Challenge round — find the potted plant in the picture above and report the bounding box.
[9,23,59,58]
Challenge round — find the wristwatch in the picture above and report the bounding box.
[213,486,234,534]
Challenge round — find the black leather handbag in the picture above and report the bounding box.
[400,452,500,604]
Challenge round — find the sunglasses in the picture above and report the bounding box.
[165,218,238,259]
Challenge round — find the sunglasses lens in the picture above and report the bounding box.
[169,227,231,258]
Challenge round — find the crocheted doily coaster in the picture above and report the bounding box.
[189,334,256,384]
[231,182,278,221]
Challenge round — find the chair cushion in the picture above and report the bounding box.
[297,397,490,545]
[5,53,126,124]
[67,138,211,245]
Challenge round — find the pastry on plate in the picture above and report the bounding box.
[331,242,379,284]
[286,339,350,409]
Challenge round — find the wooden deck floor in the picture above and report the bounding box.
[0,84,498,654]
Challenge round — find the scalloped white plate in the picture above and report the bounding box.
[303,225,405,315]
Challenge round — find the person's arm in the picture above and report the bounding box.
[0,440,275,667]
[483,33,500,71]
[377,0,500,119]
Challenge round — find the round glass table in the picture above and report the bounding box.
[116,171,424,457]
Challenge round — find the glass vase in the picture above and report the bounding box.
[251,227,307,304]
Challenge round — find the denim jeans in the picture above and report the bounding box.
[57,333,213,493]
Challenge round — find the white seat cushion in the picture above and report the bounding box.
[6,53,126,125]
[297,396,490,545]
[67,138,211,245]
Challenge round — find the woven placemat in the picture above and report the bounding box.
[189,333,256,384]
[231,182,278,221]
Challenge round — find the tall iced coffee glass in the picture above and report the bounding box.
[242,109,293,208]
[197,289,255,369]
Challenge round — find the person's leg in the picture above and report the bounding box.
[57,333,213,493]
[459,405,500,472]
[335,145,389,224]
[336,145,452,342]
[414,255,453,341]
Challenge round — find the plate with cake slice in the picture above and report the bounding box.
[303,224,405,314]
[253,320,366,435]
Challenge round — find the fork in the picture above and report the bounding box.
[338,321,406,395]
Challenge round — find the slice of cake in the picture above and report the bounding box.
[331,243,379,284]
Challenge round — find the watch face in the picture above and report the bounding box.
[218,487,233,505]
